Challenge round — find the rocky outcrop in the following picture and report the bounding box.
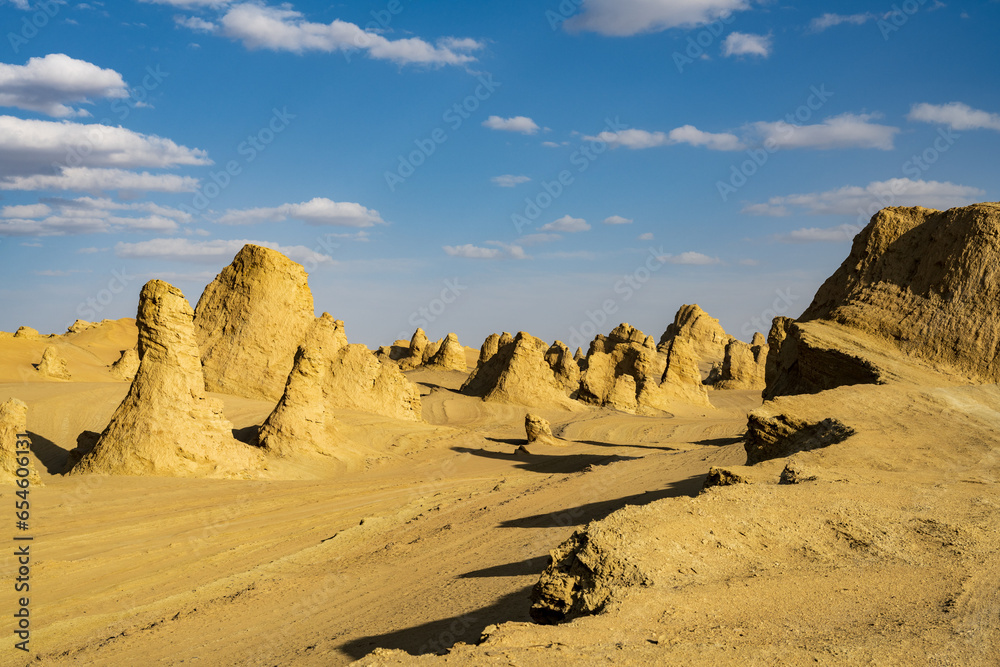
[711,337,768,391]
[194,244,315,401]
[426,333,467,371]
[545,341,580,393]
[580,324,711,413]
[256,314,353,458]
[791,203,1000,386]
[66,319,95,334]
[108,347,139,381]
[461,332,582,410]
[36,346,70,380]
[658,304,734,361]
[73,280,262,478]
[0,398,40,485]
[14,326,41,339]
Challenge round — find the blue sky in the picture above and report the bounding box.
[0,0,997,350]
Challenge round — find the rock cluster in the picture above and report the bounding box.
[73,280,262,478]
[711,333,768,391]
[462,332,582,410]
[194,244,315,401]
[378,329,468,372]
[579,323,711,413]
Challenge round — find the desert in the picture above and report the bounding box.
[2,202,999,666]
[1,3,998,666]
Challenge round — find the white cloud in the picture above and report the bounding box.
[659,251,722,265]
[175,15,217,32]
[603,215,632,225]
[908,102,1000,131]
[443,242,527,260]
[809,13,873,32]
[0,115,209,173]
[637,232,654,240]
[667,125,745,150]
[216,198,384,227]
[743,178,985,217]
[586,126,744,151]
[738,258,759,266]
[483,115,540,135]
[115,237,334,265]
[2,203,51,218]
[217,4,481,66]
[0,54,128,118]
[0,195,192,236]
[748,113,899,150]
[773,224,863,243]
[541,141,565,148]
[491,174,531,187]
[565,0,750,36]
[0,167,199,193]
[722,32,772,58]
[539,215,591,232]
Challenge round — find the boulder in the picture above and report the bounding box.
[14,326,41,339]
[194,244,315,401]
[525,413,560,446]
[72,280,262,478]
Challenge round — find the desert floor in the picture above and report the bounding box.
[0,327,755,666]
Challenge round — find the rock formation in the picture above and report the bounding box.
[72,280,262,478]
[13,326,41,339]
[261,315,422,444]
[66,319,94,334]
[544,341,580,393]
[193,244,315,401]
[710,336,768,391]
[525,413,560,446]
[256,314,353,458]
[773,203,1000,391]
[425,333,467,371]
[0,398,40,485]
[36,346,71,380]
[658,304,734,361]
[108,347,139,381]
[578,324,711,414]
[462,332,582,410]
